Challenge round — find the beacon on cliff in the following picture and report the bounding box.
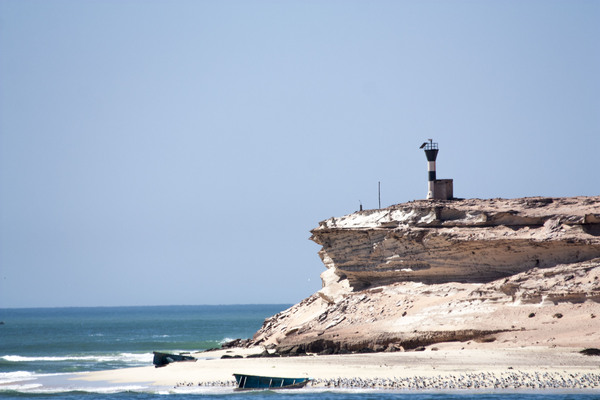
[419,139,453,200]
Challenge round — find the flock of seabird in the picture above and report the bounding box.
[174,371,600,390]
[312,371,600,390]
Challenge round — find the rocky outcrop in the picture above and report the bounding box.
[249,197,600,354]
[312,197,600,293]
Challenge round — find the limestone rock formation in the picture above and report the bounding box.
[250,197,600,354]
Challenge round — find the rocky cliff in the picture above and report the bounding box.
[250,196,600,354]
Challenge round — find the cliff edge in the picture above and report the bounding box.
[250,196,600,355]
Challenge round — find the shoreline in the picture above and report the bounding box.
[71,344,600,391]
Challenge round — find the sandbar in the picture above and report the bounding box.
[73,343,600,391]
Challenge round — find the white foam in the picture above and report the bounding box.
[0,371,36,384]
[11,385,151,395]
[0,371,73,393]
[75,385,151,394]
[168,386,234,395]
[0,383,43,392]
[1,352,153,364]
[0,370,154,395]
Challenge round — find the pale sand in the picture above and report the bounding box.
[72,344,600,389]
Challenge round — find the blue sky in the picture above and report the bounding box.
[1,0,598,308]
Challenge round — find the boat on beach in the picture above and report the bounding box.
[152,351,196,367]
[233,373,311,390]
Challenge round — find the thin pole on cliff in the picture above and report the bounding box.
[378,181,381,209]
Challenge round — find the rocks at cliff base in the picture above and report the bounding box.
[221,338,252,349]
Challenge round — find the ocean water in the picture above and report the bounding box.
[0,306,598,399]
[0,305,286,396]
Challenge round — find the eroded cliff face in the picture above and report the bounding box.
[250,197,600,354]
[312,197,600,299]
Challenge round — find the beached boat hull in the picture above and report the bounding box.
[233,373,311,390]
[152,351,196,367]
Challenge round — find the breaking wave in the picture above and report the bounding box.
[1,353,153,364]
[219,337,236,345]
[0,371,37,385]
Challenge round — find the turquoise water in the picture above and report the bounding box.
[1,306,598,399]
[0,305,288,375]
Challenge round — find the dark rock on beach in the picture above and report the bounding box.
[580,348,600,356]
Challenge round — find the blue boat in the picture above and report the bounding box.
[233,373,311,390]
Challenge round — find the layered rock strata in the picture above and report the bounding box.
[249,197,600,354]
[313,196,600,293]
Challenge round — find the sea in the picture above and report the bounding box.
[0,305,598,400]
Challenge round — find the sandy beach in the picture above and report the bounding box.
[73,343,600,390]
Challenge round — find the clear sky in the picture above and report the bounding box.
[1,0,598,308]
